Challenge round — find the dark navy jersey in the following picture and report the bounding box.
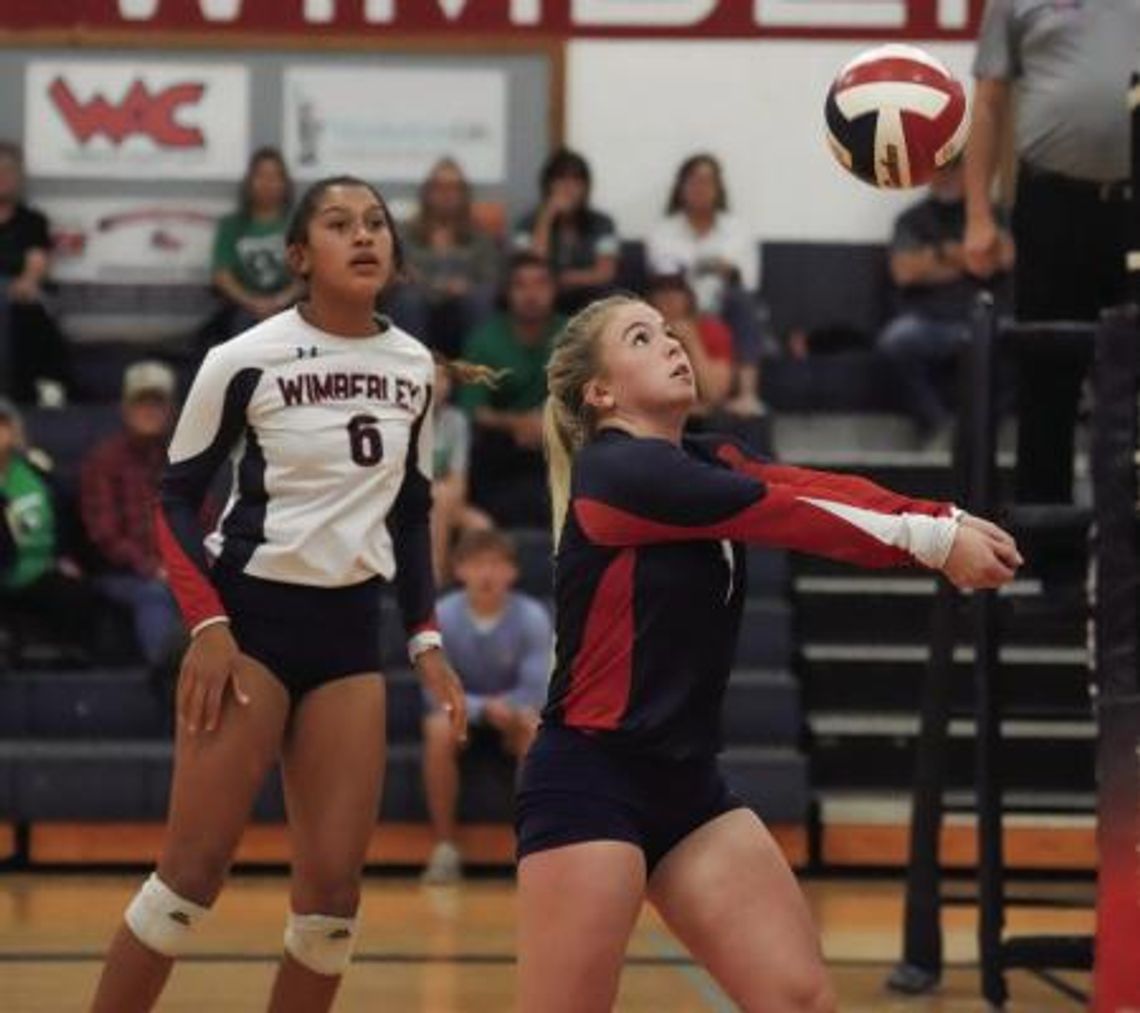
[542,428,957,759]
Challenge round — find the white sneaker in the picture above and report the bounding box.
[422,841,462,885]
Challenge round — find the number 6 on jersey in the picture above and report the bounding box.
[347,413,384,466]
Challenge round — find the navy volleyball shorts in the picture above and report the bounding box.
[515,725,744,873]
[212,564,383,700]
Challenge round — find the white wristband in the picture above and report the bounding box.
[408,629,443,663]
[190,615,230,639]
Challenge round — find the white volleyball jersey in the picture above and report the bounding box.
[156,307,437,638]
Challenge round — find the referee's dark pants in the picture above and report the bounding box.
[1011,163,1129,503]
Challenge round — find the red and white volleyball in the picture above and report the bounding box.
[825,44,969,189]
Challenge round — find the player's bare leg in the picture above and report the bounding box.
[517,841,646,1013]
[267,672,386,1013]
[89,656,290,1013]
[648,808,836,1013]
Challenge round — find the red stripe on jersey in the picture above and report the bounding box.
[574,495,917,569]
[409,618,440,636]
[714,444,950,518]
[154,505,225,631]
[563,548,636,731]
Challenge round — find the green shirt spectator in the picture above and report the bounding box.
[206,148,298,346]
[211,212,290,296]
[1,449,55,589]
[459,312,563,414]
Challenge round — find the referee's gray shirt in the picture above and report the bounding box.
[973,0,1140,182]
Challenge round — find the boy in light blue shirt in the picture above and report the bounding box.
[422,529,552,883]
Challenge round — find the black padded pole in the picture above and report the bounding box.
[967,294,1008,1008]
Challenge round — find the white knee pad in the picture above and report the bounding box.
[284,911,359,977]
[124,873,210,957]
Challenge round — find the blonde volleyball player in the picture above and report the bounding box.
[89,177,468,1013]
[516,295,1022,1012]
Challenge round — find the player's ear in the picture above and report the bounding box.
[582,377,614,413]
[286,242,310,280]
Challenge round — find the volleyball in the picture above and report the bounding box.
[825,44,969,189]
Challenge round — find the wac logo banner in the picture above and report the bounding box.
[48,77,206,148]
[25,61,250,180]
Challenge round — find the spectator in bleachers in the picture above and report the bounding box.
[208,147,298,341]
[648,153,766,415]
[0,397,95,657]
[421,529,551,884]
[431,358,492,586]
[387,157,500,359]
[460,253,564,526]
[0,140,71,405]
[645,274,734,415]
[80,361,181,671]
[513,148,619,315]
[878,158,1013,442]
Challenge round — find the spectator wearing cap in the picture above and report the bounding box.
[0,396,96,659]
[0,140,71,404]
[80,361,181,669]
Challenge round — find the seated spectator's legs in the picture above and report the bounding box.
[0,287,10,395]
[2,569,100,656]
[877,313,969,437]
[469,430,548,527]
[720,287,764,365]
[422,707,460,848]
[95,573,181,667]
[8,300,72,404]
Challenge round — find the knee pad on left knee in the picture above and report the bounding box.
[123,872,210,957]
[284,911,359,976]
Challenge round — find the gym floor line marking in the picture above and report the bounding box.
[0,953,993,969]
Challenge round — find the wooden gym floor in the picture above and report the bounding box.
[0,873,1093,1011]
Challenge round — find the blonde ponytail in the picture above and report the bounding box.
[543,396,578,544]
[543,294,640,546]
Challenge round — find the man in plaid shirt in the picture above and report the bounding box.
[81,361,181,669]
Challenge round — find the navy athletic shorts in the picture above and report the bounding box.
[515,724,743,873]
[212,564,383,700]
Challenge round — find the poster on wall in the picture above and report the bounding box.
[42,196,230,285]
[282,66,507,183]
[24,61,249,180]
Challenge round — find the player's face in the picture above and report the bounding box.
[456,550,517,607]
[297,185,394,301]
[249,158,288,212]
[594,301,695,417]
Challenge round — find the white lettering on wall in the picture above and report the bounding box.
[573,0,719,27]
[938,0,968,29]
[119,0,243,19]
[755,0,906,29]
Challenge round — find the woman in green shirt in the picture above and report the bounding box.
[208,148,300,342]
[0,398,95,660]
